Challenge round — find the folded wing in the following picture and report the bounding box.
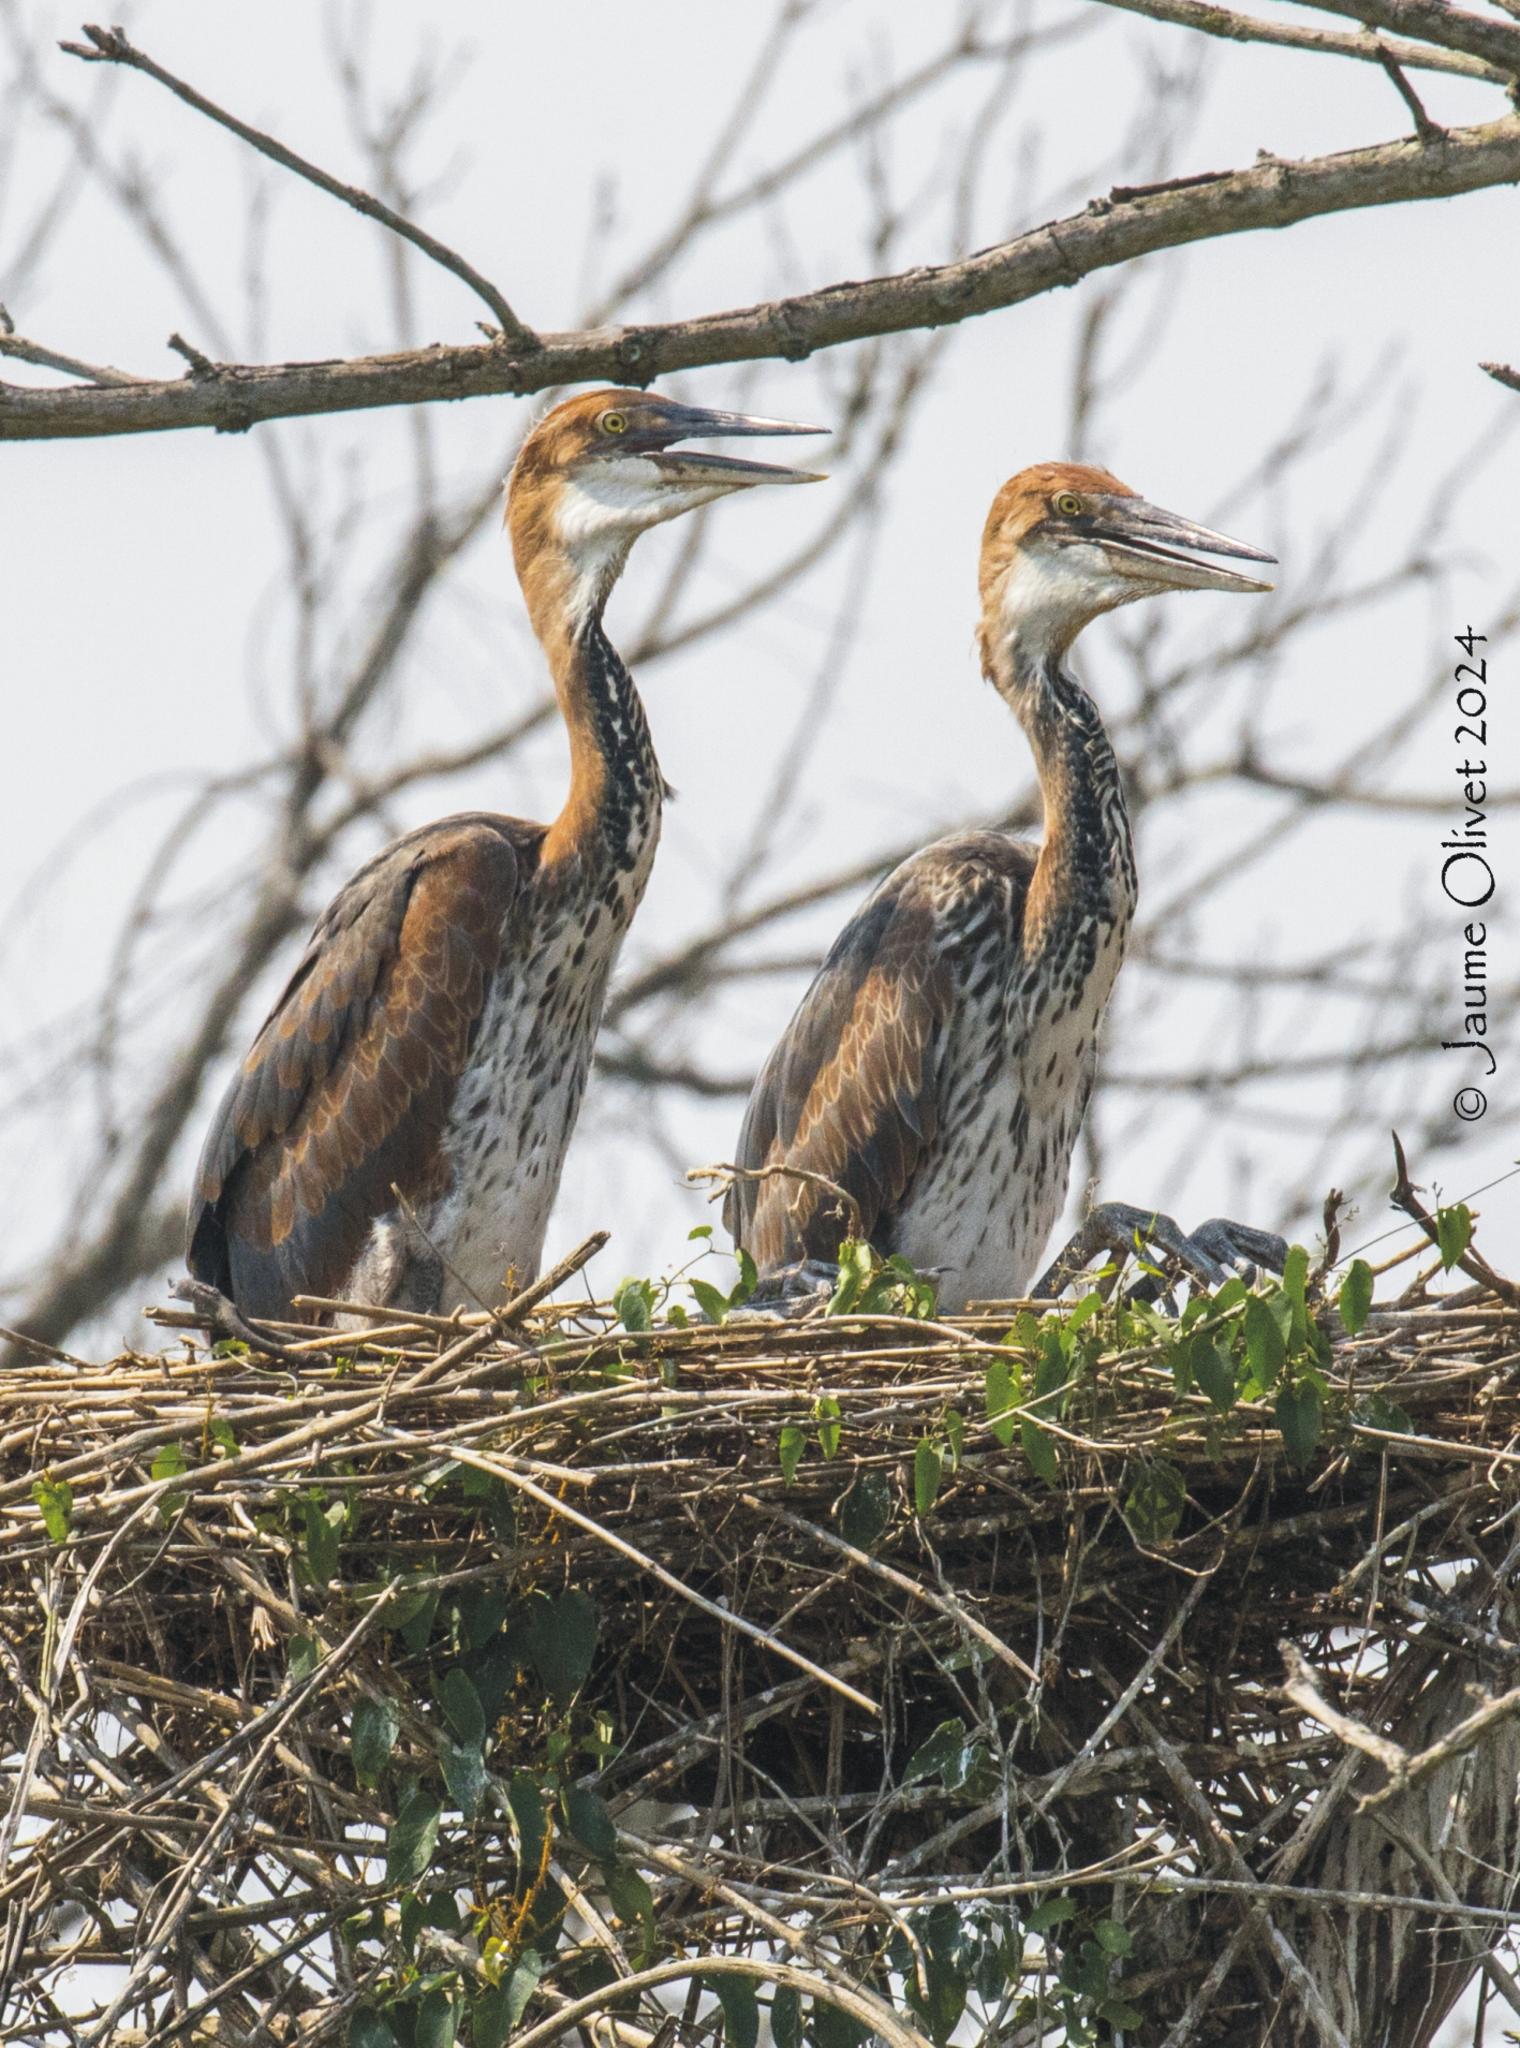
[188,818,526,1320]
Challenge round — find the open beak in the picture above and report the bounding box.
[647,403,828,488]
[1094,496,1276,593]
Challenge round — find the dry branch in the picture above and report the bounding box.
[8,115,1520,440]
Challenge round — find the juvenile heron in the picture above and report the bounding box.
[726,462,1284,1312]
[187,388,823,1327]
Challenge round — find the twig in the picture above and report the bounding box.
[686,1160,864,1243]
[1390,1132,1520,1306]
[0,306,139,387]
[59,23,538,352]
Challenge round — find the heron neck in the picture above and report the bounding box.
[534,575,663,882]
[990,639,1137,931]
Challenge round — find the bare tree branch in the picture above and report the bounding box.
[57,20,537,350]
[7,111,1520,439]
[1098,0,1506,81]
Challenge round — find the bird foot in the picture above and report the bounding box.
[726,1258,839,1320]
[169,1276,309,1365]
[1034,1202,1287,1301]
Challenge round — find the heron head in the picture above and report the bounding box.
[979,461,1274,666]
[509,387,826,619]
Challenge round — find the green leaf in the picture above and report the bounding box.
[508,1773,547,1874]
[526,1589,597,1706]
[348,2010,397,2048]
[1435,1202,1473,1272]
[605,1864,654,1954]
[458,1587,510,1651]
[771,1985,803,2048]
[1124,1460,1185,1545]
[1358,1389,1413,1437]
[1276,1381,1323,1469]
[826,1239,875,1316]
[1020,1416,1059,1485]
[1242,1294,1285,1392]
[1281,1244,1314,1352]
[472,1988,510,2048]
[905,1717,966,1785]
[913,1439,943,1518]
[1025,1894,1077,1935]
[733,1248,758,1303]
[1067,1289,1104,1334]
[1099,1997,1145,2029]
[709,1973,759,2048]
[815,1396,842,1459]
[943,1408,965,1470]
[441,1668,485,1746]
[1282,1243,1309,1309]
[151,1441,189,1524]
[688,1224,713,1241]
[31,1474,73,1546]
[562,1783,618,1861]
[441,1739,487,1820]
[811,2001,870,2048]
[1190,1337,1236,1415]
[398,1580,442,1655]
[690,1278,730,1324]
[500,1949,544,2033]
[386,1785,441,1886]
[1338,1259,1374,1336]
[1212,1274,1249,1314]
[351,1694,398,1789]
[985,1358,1018,1448]
[1035,1324,1071,1400]
[303,1495,342,1584]
[398,1889,426,1952]
[613,1278,654,1333]
[778,1423,804,1485]
[288,1634,319,1684]
[838,1470,891,1551]
[1094,1918,1133,1957]
[416,1988,459,2048]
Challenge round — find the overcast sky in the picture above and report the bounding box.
[1,0,1516,1354]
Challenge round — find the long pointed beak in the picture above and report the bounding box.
[651,404,828,488]
[1095,497,1276,593]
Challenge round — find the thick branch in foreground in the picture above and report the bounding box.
[6,114,1520,440]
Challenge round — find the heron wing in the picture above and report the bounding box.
[188,817,528,1320]
[727,841,1032,1270]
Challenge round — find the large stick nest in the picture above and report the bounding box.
[2,1231,1518,2047]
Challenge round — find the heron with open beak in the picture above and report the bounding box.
[187,389,825,1329]
[727,461,1285,1310]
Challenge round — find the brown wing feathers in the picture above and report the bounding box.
[727,871,954,1270]
[188,820,523,1320]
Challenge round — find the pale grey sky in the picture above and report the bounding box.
[1,0,1516,1339]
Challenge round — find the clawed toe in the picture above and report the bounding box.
[727,1258,838,1320]
[1188,1217,1288,1280]
[1036,1200,1285,1301]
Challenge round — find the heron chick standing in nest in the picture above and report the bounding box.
[184,389,824,1333]
[727,462,1286,1311]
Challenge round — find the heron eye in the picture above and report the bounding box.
[1055,492,1084,518]
[599,409,629,436]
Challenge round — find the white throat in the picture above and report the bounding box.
[998,543,1135,669]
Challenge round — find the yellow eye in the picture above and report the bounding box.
[1055,491,1084,517]
[599,409,629,436]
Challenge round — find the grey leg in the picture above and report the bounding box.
[730,1257,840,1319]
[392,1246,445,1317]
[1034,1201,1287,1300]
